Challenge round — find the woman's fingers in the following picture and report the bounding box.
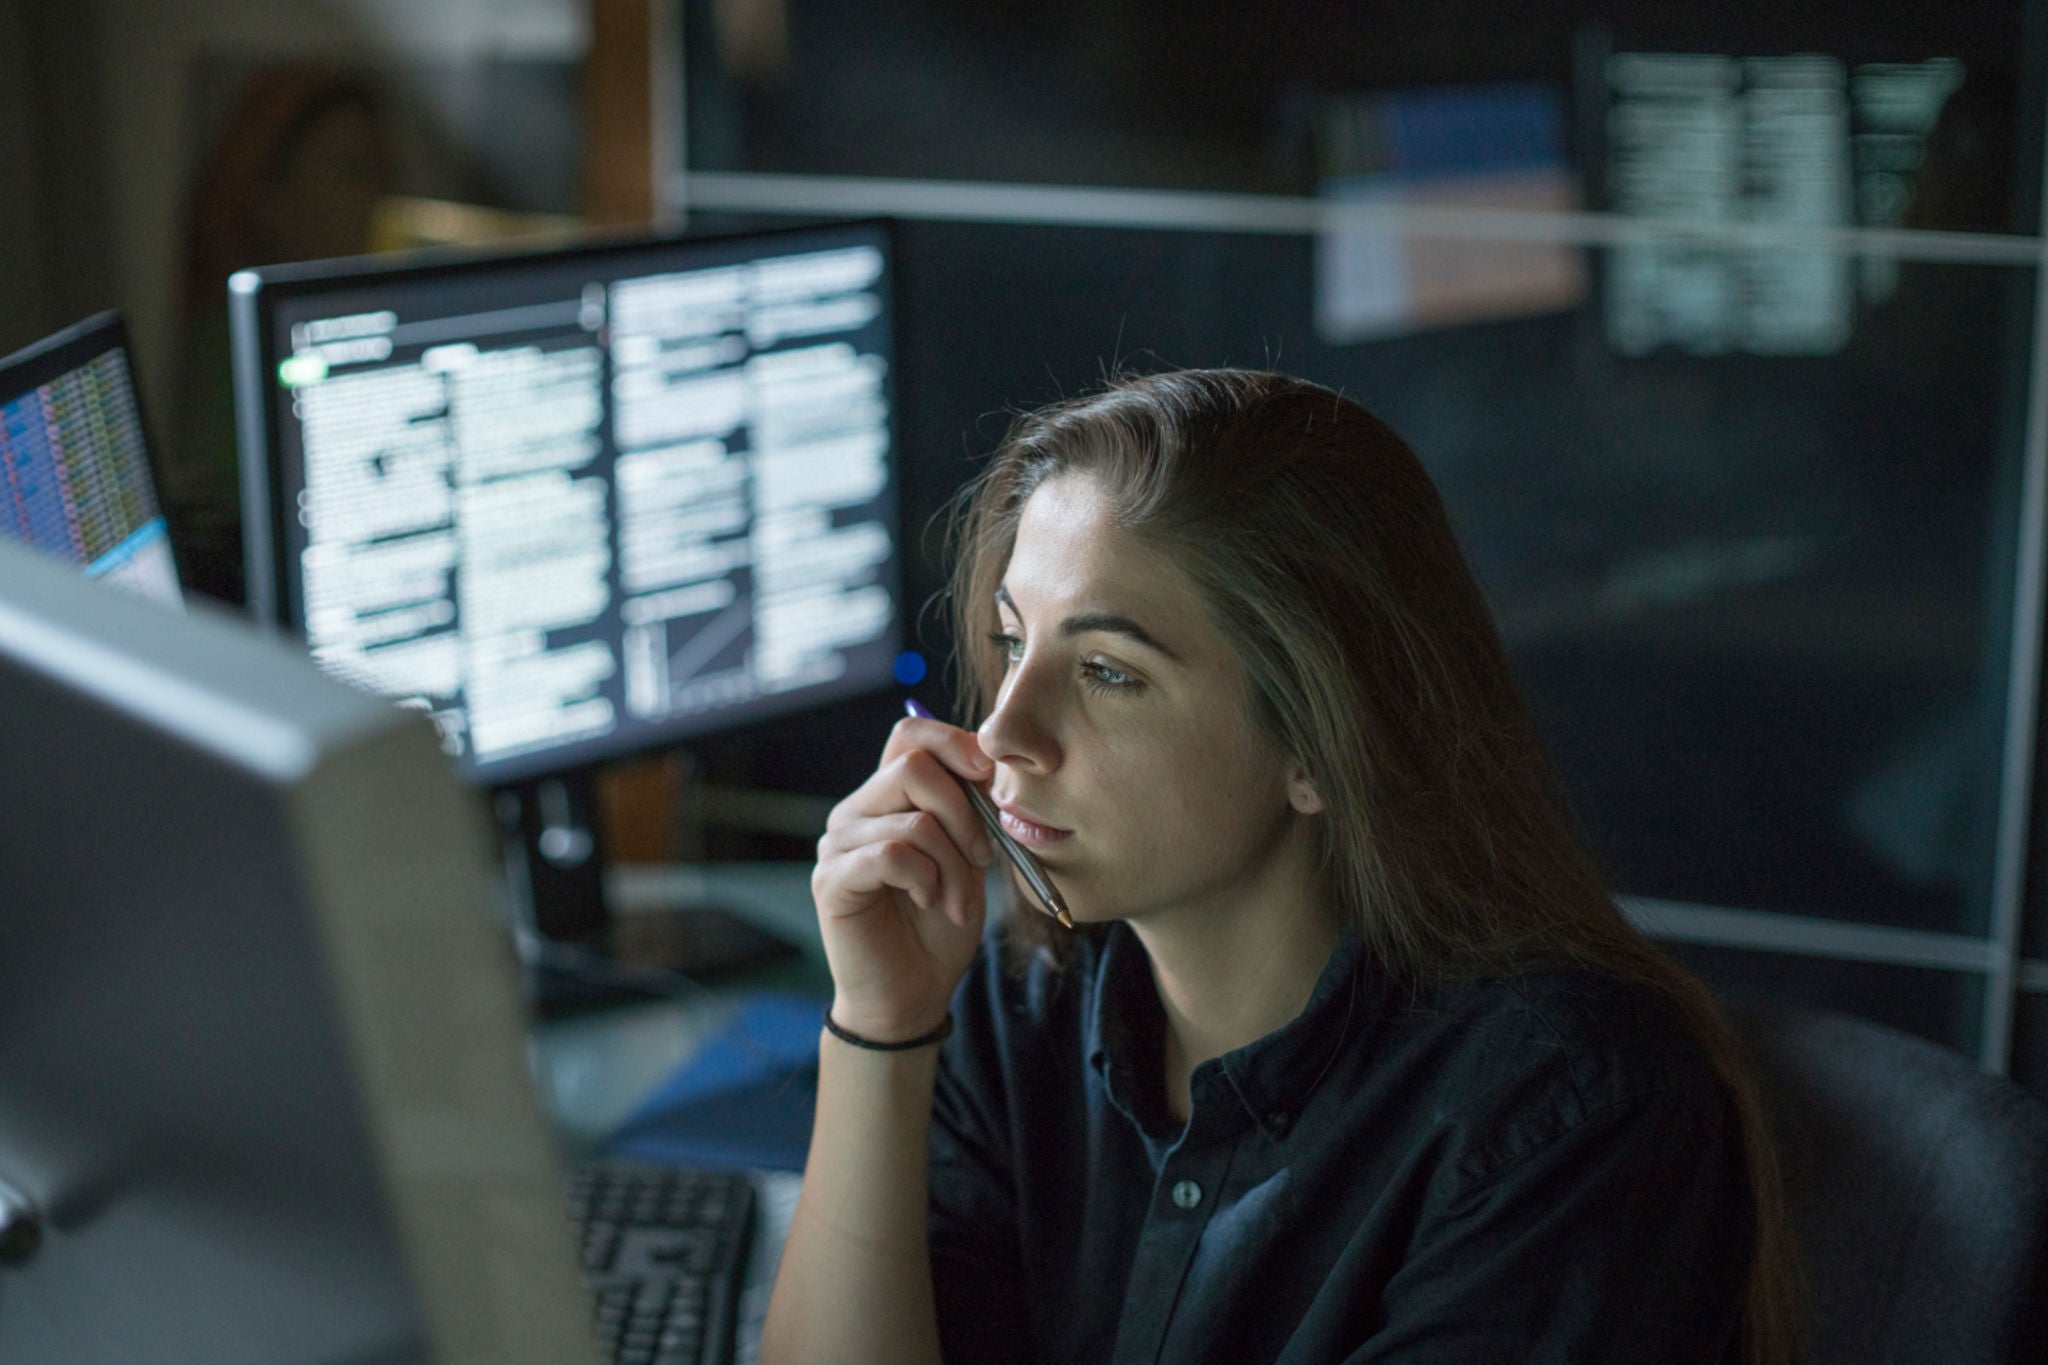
[806,717,995,1036]
[881,713,993,784]
[844,838,940,916]
[821,810,986,928]
[826,742,995,877]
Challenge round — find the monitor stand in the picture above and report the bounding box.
[494,773,800,1018]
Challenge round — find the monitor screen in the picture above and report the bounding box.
[0,312,182,608]
[231,220,902,785]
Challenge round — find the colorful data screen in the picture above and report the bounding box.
[0,314,180,608]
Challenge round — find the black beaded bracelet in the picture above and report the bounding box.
[822,1009,954,1051]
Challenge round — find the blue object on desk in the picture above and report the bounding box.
[606,991,825,1172]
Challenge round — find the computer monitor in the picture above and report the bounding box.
[0,312,183,609]
[0,536,600,1365]
[228,220,902,959]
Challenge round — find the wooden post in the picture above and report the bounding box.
[585,0,679,861]
[582,0,655,227]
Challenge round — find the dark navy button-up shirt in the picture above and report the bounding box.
[927,921,1751,1364]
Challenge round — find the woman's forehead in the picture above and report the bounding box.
[1002,476,1211,653]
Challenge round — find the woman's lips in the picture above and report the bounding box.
[994,799,1071,846]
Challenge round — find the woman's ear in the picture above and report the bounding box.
[1287,768,1323,815]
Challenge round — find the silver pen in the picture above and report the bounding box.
[904,698,1074,928]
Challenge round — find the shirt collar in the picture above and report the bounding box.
[1086,921,1371,1143]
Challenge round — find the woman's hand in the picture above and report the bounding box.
[812,713,997,1042]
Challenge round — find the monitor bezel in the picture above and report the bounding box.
[228,216,906,785]
[0,310,132,404]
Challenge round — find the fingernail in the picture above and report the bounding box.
[973,837,995,866]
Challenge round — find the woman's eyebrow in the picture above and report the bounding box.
[995,583,1183,663]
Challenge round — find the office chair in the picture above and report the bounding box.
[1730,1005,2048,1365]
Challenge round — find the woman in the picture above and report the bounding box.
[763,369,1799,1363]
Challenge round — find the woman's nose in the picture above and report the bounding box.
[977,660,1061,775]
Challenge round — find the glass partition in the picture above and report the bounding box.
[667,0,2048,1086]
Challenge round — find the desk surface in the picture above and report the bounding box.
[530,860,827,1146]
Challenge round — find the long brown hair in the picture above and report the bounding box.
[940,368,1801,1364]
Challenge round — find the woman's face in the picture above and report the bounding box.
[977,473,1317,926]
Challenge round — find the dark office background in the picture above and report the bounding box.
[4,0,2047,1092]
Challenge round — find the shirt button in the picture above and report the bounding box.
[1171,1179,1203,1210]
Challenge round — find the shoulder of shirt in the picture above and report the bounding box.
[1392,966,1733,1188]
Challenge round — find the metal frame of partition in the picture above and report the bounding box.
[657,166,2048,1075]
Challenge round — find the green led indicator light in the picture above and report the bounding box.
[278,354,329,388]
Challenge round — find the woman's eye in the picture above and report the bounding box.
[986,632,1140,694]
[1081,660,1136,692]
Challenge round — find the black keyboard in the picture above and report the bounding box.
[570,1161,756,1365]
